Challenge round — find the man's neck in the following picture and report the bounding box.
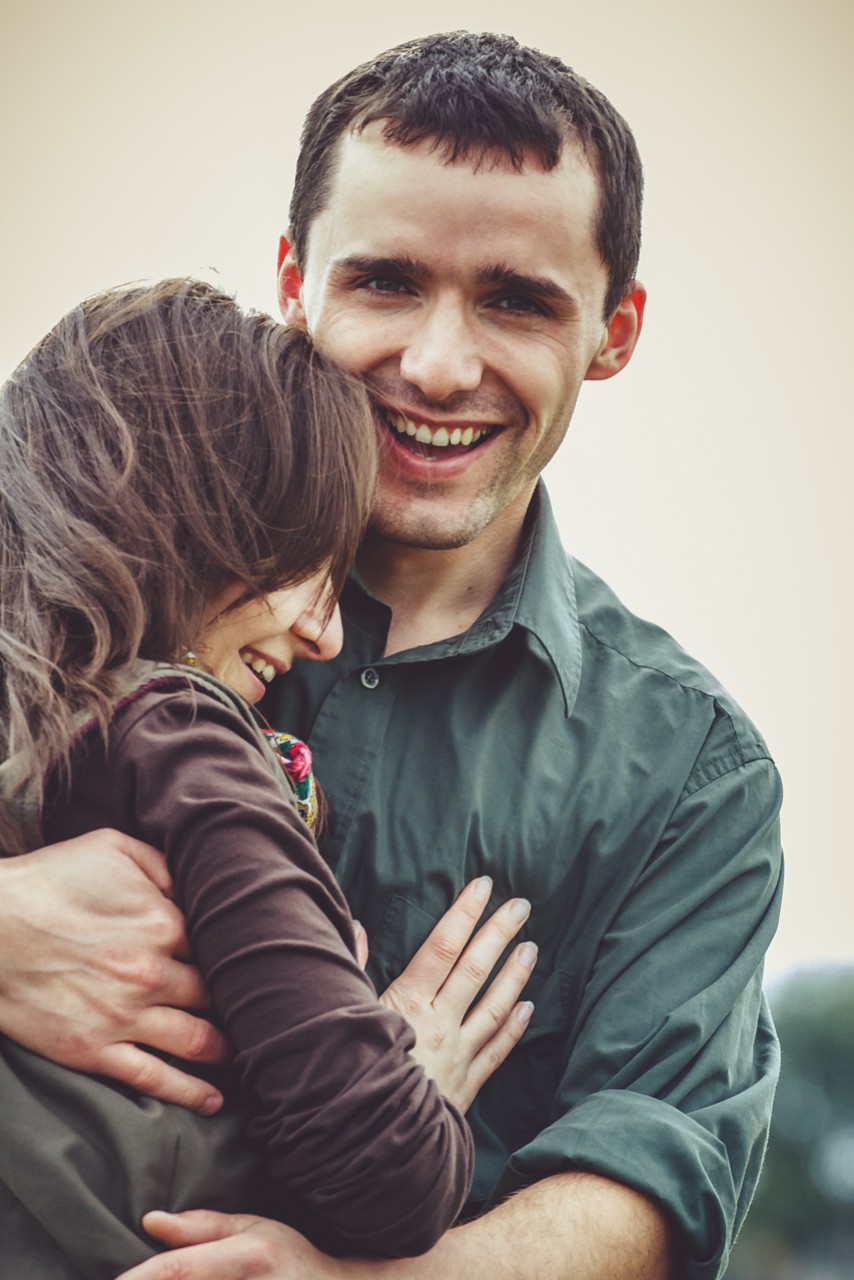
[356,496,532,656]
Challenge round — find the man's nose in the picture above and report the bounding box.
[399,298,483,402]
[292,601,344,662]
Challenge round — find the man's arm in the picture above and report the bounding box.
[0,831,227,1113]
[0,831,532,1126]
[117,1175,675,1280]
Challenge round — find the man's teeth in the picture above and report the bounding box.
[388,412,489,448]
[240,652,276,683]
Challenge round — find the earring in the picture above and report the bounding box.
[182,650,200,668]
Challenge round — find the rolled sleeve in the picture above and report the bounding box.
[492,757,783,1278]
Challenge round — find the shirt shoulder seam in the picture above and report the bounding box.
[676,749,778,804]
[577,618,770,771]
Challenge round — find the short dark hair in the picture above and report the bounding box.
[289,31,643,319]
[0,279,376,792]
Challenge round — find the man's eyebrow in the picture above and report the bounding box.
[475,263,576,308]
[329,255,577,309]
[329,254,428,279]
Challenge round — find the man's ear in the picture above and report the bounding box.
[277,235,307,328]
[585,283,647,382]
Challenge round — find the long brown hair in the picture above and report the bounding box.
[0,278,376,806]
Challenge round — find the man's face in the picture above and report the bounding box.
[280,123,642,551]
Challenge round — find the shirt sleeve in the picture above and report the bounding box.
[110,689,472,1257]
[490,747,783,1280]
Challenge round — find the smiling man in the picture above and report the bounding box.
[283,123,635,564]
[0,31,782,1280]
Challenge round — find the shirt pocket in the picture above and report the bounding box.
[367,894,439,992]
[468,965,576,1206]
[368,896,576,1205]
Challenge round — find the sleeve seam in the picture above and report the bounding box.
[578,619,772,777]
[676,752,778,805]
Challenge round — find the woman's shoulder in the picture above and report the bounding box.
[107,663,316,826]
[110,662,262,738]
[105,663,273,769]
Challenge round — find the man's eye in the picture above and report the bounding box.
[361,277,409,295]
[494,295,546,316]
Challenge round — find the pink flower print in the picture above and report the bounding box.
[286,740,313,784]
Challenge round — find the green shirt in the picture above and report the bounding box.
[268,484,783,1279]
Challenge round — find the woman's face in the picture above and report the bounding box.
[196,567,343,704]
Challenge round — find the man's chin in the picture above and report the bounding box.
[367,516,477,552]
[367,499,492,552]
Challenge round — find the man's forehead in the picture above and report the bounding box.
[314,122,599,236]
[306,123,601,275]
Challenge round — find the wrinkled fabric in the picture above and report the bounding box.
[267,484,783,1279]
[0,667,472,1275]
[0,1036,262,1279]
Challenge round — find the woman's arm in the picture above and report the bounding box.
[64,688,523,1257]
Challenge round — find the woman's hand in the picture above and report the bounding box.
[379,878,536,1112]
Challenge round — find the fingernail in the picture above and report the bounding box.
[352,920,363,936]
[473,875,492,903]
[199,1094,223,1116]
[516,1001,535,1024]
[510,897,531,923]
[518,941,538,968]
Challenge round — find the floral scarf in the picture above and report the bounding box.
[260,729,319,833]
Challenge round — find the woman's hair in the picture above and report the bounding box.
[0,277,377,800]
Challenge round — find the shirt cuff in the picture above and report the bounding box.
[490,1087,768,1279]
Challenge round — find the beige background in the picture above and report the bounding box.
[2,0,851,981]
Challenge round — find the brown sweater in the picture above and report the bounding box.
[36,672,472,1259]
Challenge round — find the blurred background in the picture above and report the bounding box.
[2,2,851,1273]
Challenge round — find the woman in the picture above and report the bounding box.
[0,280,532,1278]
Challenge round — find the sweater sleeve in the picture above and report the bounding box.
[110,687,472,1256]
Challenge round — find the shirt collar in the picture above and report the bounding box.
[343,481,582,717]
[497,482,582,718]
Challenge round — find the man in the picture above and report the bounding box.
[0,31,782,1280]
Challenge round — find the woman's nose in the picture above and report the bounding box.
[292,600,343,662]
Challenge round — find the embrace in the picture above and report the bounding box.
[0,31,782,1280]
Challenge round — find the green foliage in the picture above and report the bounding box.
[727,965,854,1277]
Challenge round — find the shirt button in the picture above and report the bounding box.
[360,667,380,690]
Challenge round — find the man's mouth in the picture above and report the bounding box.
[380,408,496,456]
